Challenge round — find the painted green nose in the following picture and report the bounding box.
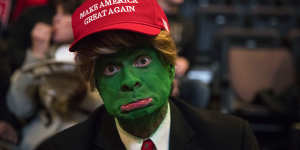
[121,81,141,92]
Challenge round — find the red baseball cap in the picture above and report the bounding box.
[69,0,170,52]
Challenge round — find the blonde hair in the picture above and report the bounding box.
[73,30,177,88]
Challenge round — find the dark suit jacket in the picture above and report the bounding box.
[36,98,259,150]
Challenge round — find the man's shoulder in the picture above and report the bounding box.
[36,106,107,150]
[171,98,258,149]
[187,107,249,137]
[172,97,247,127]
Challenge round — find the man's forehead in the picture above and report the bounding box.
[93,42,153,55]
[99,47,155,60]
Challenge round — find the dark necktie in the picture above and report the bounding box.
[141,139,156,150]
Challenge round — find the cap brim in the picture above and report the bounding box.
[69,23,162,52]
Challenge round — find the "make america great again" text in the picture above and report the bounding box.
[80,0,139,25]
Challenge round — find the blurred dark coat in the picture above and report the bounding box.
[37,98,259,150]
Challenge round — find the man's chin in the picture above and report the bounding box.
[116,107,156,120]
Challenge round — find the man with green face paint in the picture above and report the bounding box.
[94,48,174,138]
[95,48,172,119]
[37,0,260,150]
[94,47,174,138]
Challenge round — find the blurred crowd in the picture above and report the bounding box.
[0,0,102,150]
[0,0,300,150]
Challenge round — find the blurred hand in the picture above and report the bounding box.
[31,22,52,59]
[0,121,18,144]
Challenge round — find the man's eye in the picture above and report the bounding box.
[103,64,120,76]
[133,56,152,67]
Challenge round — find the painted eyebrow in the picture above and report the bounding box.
[100,48,151,64]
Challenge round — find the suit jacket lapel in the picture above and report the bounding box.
[93,109,125,150]
[169,100,195,150]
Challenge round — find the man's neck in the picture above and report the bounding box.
[117,103,168,138]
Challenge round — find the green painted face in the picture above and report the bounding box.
[94,47,174,120]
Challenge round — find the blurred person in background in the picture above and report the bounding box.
[22,0,80,65]
[51,0,79,62]
[157,0,196,66]
[7,61,94,150]
[4,0,102,150]
[25,22,53,65]
[7,0,84,109]
[158,0,210,108]
[0,2,55,143]
[3,0,55,72]
[0,38,19,149]
[171,56,189,97]
[157,0,191,97]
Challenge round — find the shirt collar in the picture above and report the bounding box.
[115,102,171,150]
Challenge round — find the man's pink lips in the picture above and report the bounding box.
[121,98,153,112]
